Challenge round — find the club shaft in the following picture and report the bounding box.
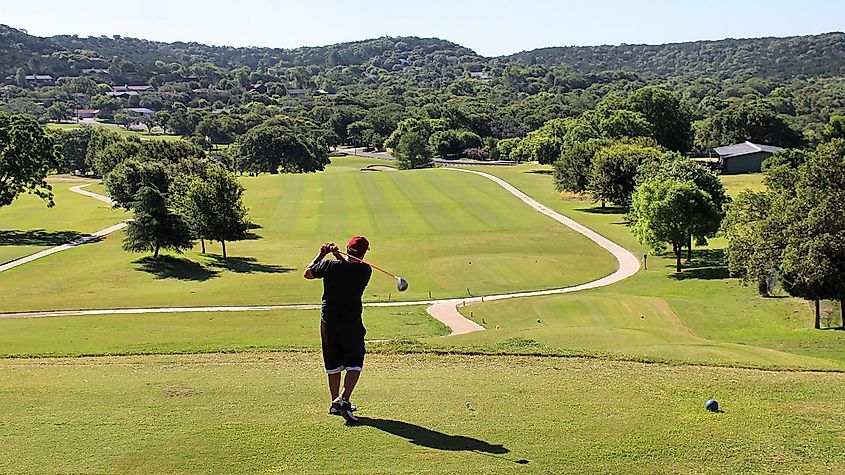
[336,250,398,279]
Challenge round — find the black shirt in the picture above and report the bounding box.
[311,258,372,325]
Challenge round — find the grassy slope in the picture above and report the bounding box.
[1,352,843,475]
[45,123,183,141]
[0,179,124,264]
[0,157,616,311]
[460,166,845,368]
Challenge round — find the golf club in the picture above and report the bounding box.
[336,250,409,291]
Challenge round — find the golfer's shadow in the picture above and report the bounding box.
[351,417,508,455]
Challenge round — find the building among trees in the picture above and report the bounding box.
[713,141,783,174]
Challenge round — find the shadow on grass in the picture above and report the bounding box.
[525,169,552,175]
[205,255,292,274]
[0,229,85,246]
[669,249,730,281]
[574,206,628,215]
[351,417,512,456]
[134,255,219,281]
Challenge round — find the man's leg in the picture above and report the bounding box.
[341,370,360,401]
[321,321,343,402]
[328,372,341,400]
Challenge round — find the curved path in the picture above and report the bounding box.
[0,185,127,273]
[0,171,640,336]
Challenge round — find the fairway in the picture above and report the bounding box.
[0,157,616,312]
[1,352,843,474]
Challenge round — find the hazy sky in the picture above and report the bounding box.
[2,0,843,56]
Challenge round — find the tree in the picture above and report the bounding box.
[105,159,171,210]
[346,120,373,147]
[122,186,193,259]
[237,123,329,174]
[177,167,250,259]
[0,113,60,208]
[722,190,780,296]
[46,102,73,122]
[587,143,662,207]
[820,115,845,142]
[553,138,614,195]
[693,102,803,151]
[636,156,730,260]
[627,86,692,153]
[394,129,433,169]
[630,180,721,272]
[778,139,845,328]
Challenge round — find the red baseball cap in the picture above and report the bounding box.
[347,235,369,254]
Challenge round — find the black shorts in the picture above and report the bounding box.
[321,321,366,374]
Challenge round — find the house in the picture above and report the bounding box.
[74,109,100,119]
[469,71,492,82]
[106,91,139,97]
[286,88,308,97]
[249,83,267,94]
[122,107,155,116]
[82,68,110,75]
[111,84,154,92]
[713,141,783,174]
[4,74,54,86]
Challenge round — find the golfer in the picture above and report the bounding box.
[304,235,372,423]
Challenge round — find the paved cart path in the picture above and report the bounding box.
[0,185,126,273]
[1,171,640,336]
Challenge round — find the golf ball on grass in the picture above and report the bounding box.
[705,399,719,412]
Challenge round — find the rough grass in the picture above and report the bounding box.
[467,164,845,368]
[1,352,843,474]
[0,306,447,358]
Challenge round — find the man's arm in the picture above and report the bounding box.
[303,242,338,279]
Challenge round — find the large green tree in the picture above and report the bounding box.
[237,123,329,174]
[636,156,730,260]
[0,113,60,208]
[626,86,692,153]
[176,167,250,259]
[587,143,662,207]
[630,179,721,272]
[122,186,193,259]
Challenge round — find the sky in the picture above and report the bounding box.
[2,0,843,56]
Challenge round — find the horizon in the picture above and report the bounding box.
[4,0,844,57]
[4,22,843,58]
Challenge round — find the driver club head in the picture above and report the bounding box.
[396,277,409,292]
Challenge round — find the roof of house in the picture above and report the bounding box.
[112,84,154,92]
[713,141,783,158]
[123,107,155,114]
[75,109,100,114]
[106,91,139,96]
[25,74,53,81]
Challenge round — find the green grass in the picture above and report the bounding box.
[46,123,184,141]
[0,178,123,264]
[0,156,616,312]
[720,172,766,196]
[1,352,844,474]
[0,306,446,358]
